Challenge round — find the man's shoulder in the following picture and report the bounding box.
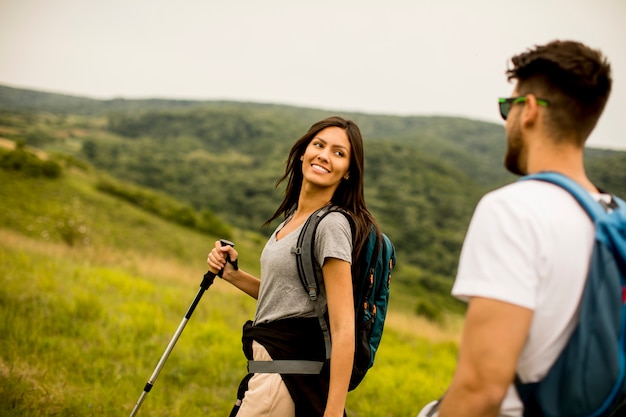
[483,179,577,207]
[474,180,590,228]
[489,178,565,196]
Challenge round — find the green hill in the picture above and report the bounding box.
[2,83,625,312]
[0,147,460,416]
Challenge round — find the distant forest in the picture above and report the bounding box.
[2,83,625,311]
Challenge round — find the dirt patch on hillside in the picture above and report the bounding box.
[0,137,48,159]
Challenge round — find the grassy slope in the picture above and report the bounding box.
[0,167,460,416]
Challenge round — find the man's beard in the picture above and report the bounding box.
[504,117,527,176]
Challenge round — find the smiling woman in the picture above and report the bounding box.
[206,116,380,417]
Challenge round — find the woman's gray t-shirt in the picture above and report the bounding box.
[254,211,352,325]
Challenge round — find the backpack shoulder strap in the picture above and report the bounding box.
[292,208,323,302]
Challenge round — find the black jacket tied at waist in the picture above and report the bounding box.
[241,317,337,417]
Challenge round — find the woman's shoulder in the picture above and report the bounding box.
[315,210,353,257]
[319,209,352,229]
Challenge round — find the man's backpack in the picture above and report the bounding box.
[293,205,396,390]
[516,172,626,417]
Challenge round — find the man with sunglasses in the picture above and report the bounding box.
[418,40,613,416]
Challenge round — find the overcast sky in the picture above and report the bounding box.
[1,0,624,150]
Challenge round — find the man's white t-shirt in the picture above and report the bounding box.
[451,180,599,416]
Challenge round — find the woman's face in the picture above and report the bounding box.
[301,126,351,191]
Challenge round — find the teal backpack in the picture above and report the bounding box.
[516,172,626,417]
[292,205,396,390]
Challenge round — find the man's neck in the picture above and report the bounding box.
[525,136,597,192]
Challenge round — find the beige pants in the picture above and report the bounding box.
[236,341,296,417]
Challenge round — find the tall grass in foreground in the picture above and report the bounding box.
[0,230,458,416]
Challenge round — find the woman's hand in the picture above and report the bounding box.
[206,240,239,279]
[206,241,260,299]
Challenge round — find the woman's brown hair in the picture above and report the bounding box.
[264,116,379,259]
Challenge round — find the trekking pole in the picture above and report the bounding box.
[130,239,234,417]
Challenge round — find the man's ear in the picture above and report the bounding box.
[521,94,541,127]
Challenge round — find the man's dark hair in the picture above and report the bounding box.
[506,40,612,144]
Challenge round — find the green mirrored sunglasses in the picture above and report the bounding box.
[498,96,549,120]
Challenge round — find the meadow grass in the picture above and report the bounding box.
[0,168,460,416]
[0,229,458,416]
